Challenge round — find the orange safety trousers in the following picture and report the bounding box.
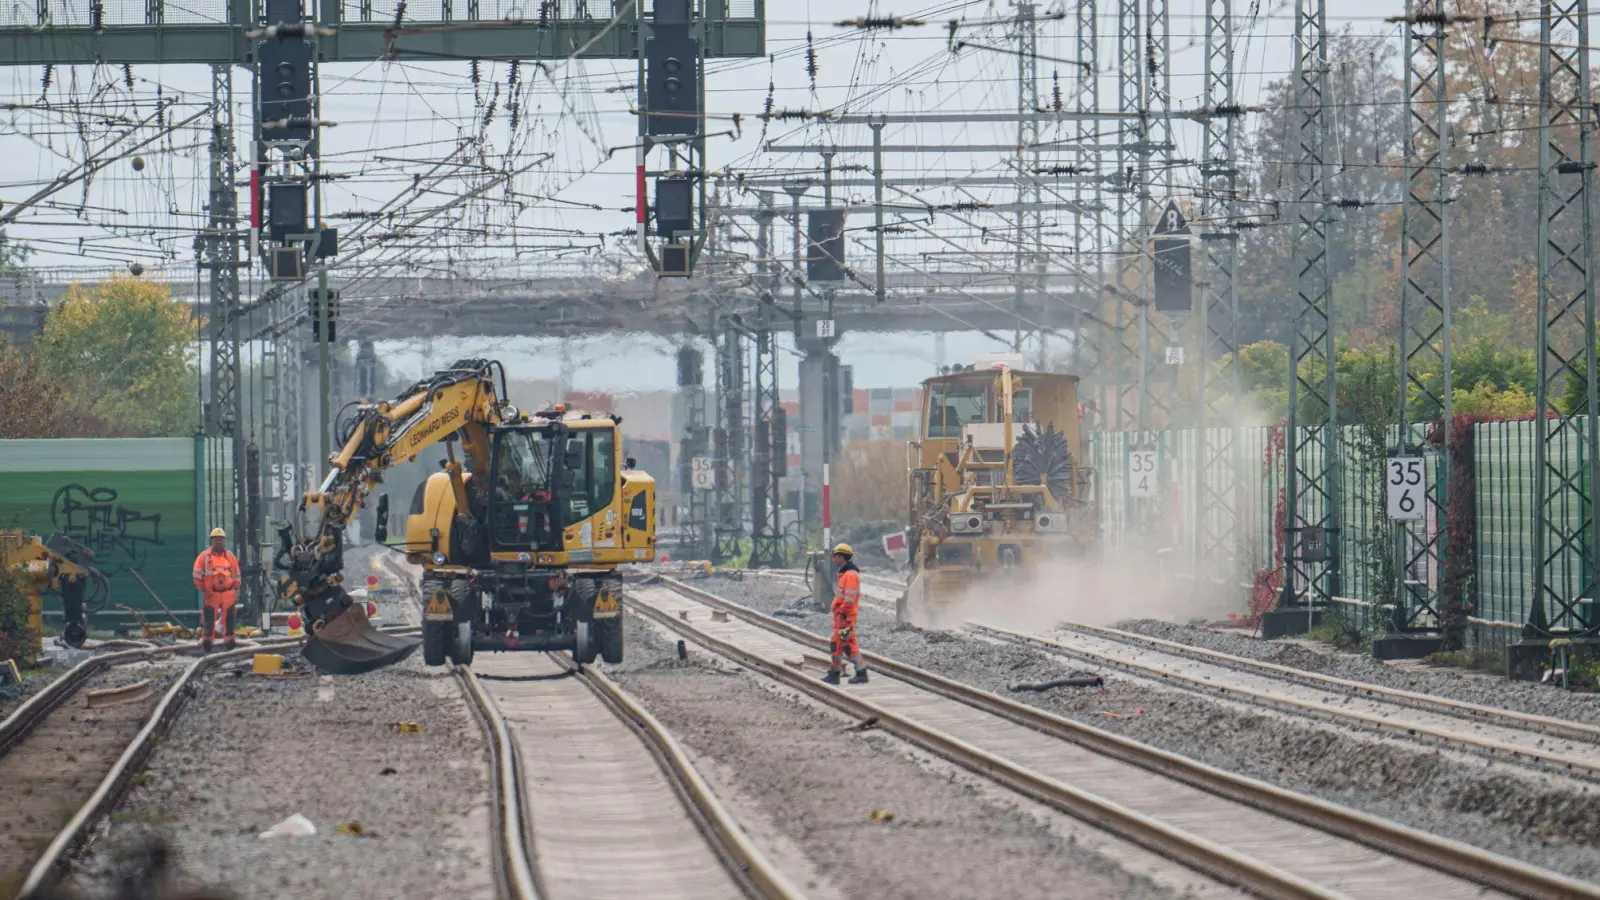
[193,548,240,646]
[830,567,862,666]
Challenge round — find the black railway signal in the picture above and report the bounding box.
[646,26,700,136]
[258,0,312,141]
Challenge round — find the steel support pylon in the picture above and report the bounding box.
[1281,0,1340,609]
[1394,0,1452,632]
[1195,0,1243,586]
[748,194,786,569]
[677,342,711,560]
[202,62,252,614]
[1529,0,1600,636]
[1113,0,1147,432]
[1012,0,1045,362]
[1137,0,1175,433]
[1073,0,1103,395]
[713,313,746,562]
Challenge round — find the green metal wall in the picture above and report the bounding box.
[0,437,233,631]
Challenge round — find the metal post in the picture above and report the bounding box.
[1013,0,1040,357]
[1196,0,1242,586]
[1394,0,1452,633]
[1529,0,1600,637]
[872,119,886,303]
[1074,0,1102,386]
[1114,0,1145,432]
[1138,0,1174,433]
[203,62,249,615]
[1281,0,1339,612]
[748,193,786,568]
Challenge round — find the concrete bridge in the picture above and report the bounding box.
[0,268,1094,345]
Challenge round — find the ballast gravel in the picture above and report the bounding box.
[685,572,1600,884]
[1118,618,1600,725]
[605,613,1198,900]
[59,548,494,900]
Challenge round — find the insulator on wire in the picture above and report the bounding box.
[40,64,52,97]
[469,58,481,85]
[805,31,818,88]
[1460,163,1490,176]
[1332,198,1369,209]
[1051,69,1062,112]
[90,0,103,30]
[122,64,134,90]
[483,99,496,128]
[391,0,405,28]
[508,59,520,89]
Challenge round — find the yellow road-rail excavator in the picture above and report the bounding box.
[1,530,105,664]
[276,358,656,674]
[899,361,1097,627]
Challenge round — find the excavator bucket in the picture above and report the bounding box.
[302,601,420,674]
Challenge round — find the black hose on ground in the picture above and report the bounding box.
[1007,674,1104,692]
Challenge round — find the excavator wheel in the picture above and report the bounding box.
[573,620,597,666]
[596,616,622,665]
[445,580,475,666]
[420,579,449,667]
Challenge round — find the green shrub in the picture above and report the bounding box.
[0,567,37,664]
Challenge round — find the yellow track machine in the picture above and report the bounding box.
[899,362,1097,627]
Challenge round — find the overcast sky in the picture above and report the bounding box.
[1,0,1411,390]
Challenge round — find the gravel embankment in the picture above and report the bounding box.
[58,546,494,900]
[1116,618,1600,725]
[606,612,1204,900]
[0,669,56,723]
[685,573,1600,884]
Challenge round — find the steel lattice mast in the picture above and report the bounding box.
[1196,0,1242,584]
[1529,0,1600,636]
[1138,0,1174,432]
[1393,0,1452,631]
[1073,0,1103,392]
[1281,0,1340,610]
[1113,0,1146,431]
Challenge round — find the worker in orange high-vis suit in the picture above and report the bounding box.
[823,543,869,685]
[192,527,240,652]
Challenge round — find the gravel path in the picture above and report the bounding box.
[605,610,1221,900]
[1116,619,1600,725]
[685,573,1600,885]
[58,548,495,900]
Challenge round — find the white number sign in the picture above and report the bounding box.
[1128,449,1158,498]
[691,456,714,491]
[1165,346,1184,365]
[1386,456,1426,520]
[816,319,836,339]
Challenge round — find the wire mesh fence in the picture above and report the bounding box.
[1090,417,1598,641]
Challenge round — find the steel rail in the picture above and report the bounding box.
[17,633,321,896]
[0,624,423,762]
[968,622,1600,780]
[558,657,809,900]
[457,664,543,900]
[650,576,1600,900]
[1046,621,1600,744]
[629,591,1338,900]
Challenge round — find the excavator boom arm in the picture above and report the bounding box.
[275,359,512,674]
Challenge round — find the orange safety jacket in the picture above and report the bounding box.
[193,547,241,608]
[833,561,861,617]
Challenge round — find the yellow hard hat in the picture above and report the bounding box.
[209,527,226,539]
[832,542,853,557]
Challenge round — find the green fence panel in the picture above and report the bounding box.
[0,436,233,631]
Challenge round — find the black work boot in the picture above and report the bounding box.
[849,668,869,684]
[822,669,841,685]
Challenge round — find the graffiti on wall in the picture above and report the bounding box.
[50,483,165,576]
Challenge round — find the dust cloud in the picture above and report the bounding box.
[928,548,1250,635]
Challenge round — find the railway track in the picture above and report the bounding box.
[382,553,801,900]
[785,571,1600,784]
[637,574,1599,900]
[967,619,1600,780]
[3,626,421,899]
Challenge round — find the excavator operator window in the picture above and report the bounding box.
[564,430,617,523]
[490,429,558,550]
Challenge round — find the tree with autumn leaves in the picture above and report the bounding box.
[0,276,199,439]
